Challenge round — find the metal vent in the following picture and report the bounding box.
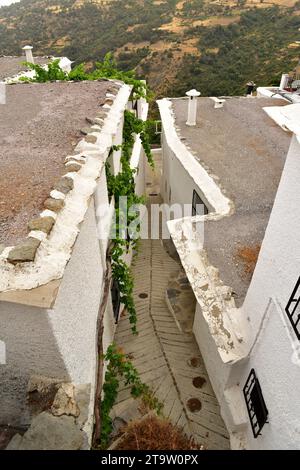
[243,369,268,438]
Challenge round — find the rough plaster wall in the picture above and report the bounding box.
[240,300,300,449]
[161,130,211,212]
[111,114,124,176]
[243,135,300,331]
[194,136,300,448]
[239,135,300,449]
[135,151,146,198]
[0,199,104,426]
[193,303,234,428]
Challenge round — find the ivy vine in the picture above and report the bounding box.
[107,110,154,335]
[99,343,163,449]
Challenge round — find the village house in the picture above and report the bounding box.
[257,61,300,103]
[157,88,300,449]
[0,67,148,448]
[0,46,72,83]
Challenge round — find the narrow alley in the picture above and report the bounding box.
[111,152,230,450]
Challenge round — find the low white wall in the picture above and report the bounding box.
[161,129,212,212]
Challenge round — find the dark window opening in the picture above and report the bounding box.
[111,279,121,323]
[192,189,209,216]
[243,369,268,438]
[285,276,300,340]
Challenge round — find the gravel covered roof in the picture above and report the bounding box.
[171,96,291,305]
[0,56,50,81]
[0,81,118,247]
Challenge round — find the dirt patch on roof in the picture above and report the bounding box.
[0,81,113,246]
[236,244,261,277]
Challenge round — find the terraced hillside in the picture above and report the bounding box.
[0,0,300,96]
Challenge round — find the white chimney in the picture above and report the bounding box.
[279,73,289,90]
[186,89,201,126]
[22,45,34,64]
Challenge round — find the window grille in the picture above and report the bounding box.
[192,189,209,216]
[285,276,300,340]
[243,369,268,438]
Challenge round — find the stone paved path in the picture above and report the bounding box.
[112,152,230,450]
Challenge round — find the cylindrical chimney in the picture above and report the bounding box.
[246,81,256,96]
[22,45,34,64]
[279,73,289,90]
[186,89,201,126]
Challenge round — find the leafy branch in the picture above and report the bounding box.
[99,343,163,449]
[24,52,151,101]
[107,109,155,335]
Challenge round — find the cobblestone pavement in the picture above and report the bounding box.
[112,152,230,450]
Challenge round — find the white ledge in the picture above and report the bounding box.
[158,97,247,363]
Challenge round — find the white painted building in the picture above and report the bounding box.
[158,92,300,449]
[257,60,300,104]
[0,77,148,449]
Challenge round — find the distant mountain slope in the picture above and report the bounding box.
[0,0,300,96]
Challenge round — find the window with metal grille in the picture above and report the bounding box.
[243,369,268,438]
[111,279,121,323]
[285,276,300,340]
[192,189,209,216]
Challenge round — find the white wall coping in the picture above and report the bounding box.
[157,98,232,216]
[158,97,248,363]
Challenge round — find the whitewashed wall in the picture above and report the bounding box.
[159,97,300,448]
[161,129,212,211]
[0,197,105,429]
[239,135,300,449]
[193,135,300,449]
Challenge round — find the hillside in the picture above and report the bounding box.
[0,0,300,96]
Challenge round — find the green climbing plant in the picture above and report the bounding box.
[23,59,68,82]
[99,343,163,449]
[107,110,154,335]
[90,53,151,101]
[24,52,151,101]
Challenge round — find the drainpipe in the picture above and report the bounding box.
[186,89,201,126]
[22,45,34,64]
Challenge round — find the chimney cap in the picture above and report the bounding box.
[22,45,33,50]
[186,89,201,98]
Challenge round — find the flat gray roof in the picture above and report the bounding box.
[172,96,291,305]
[0,81,114,246]
[0,56,49,81]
